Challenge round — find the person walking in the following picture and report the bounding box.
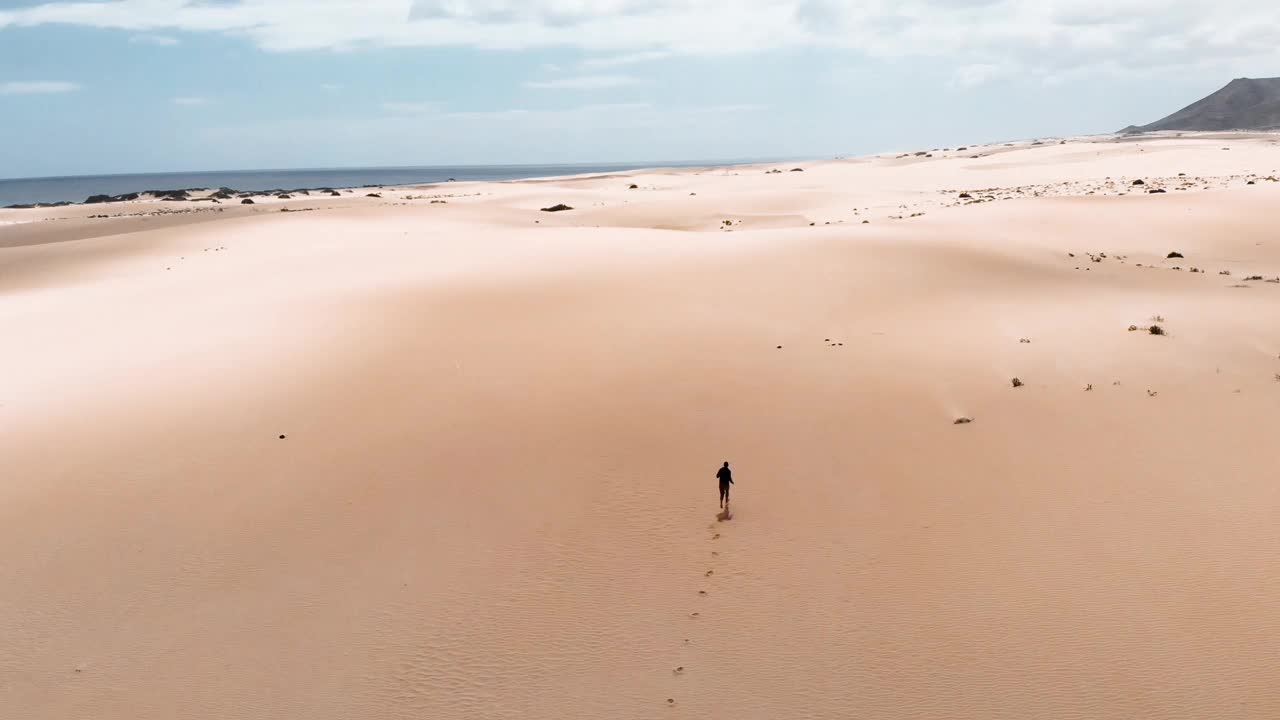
[716,461,734,508]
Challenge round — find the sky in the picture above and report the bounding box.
[2,0,1279,179]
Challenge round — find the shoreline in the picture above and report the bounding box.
[0,158,777,210]
[6,129,1275,212]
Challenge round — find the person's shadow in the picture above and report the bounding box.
[716,502,733,522]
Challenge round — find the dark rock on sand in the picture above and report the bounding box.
[241,198,255,205]
[1167,251,1184,259]
[1132,179,1146,186]
[541,204,573,212]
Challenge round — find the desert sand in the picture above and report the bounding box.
[3,133,1280,719]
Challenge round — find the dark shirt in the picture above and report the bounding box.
[716,466,733,484]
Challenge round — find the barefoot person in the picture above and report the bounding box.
[716,461,734,508]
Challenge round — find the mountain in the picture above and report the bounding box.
[1121,77,1280,133]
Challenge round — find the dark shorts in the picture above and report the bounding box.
[719,481,731,495]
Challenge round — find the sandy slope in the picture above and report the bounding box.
[2,134,1280,719]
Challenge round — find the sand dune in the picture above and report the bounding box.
[3,134,1280,719]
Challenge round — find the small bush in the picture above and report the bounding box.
[1148,325,1165,336]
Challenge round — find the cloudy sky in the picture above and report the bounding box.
[1,0,1278,178]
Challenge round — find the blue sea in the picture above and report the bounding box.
[0,161,750,208]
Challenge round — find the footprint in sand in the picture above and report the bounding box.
[712,533,720,540]
[698,590,707,595]
[711,551,719,557]
[705,570,714,577]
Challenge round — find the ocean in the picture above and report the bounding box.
[0,161,743,208]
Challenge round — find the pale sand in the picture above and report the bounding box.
[3,134,1280,719]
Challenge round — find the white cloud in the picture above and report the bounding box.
[382,101,439,113]
[0,80,80,94]
[173,96,212,106]
[321,82,342,90]
[129,34,179,45]
[581,50,672,68]
[525,74,640,90]
[950,63,1009,89]
[186,99,777,169]
[439,101,763,125]
[1,1,1280,80]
